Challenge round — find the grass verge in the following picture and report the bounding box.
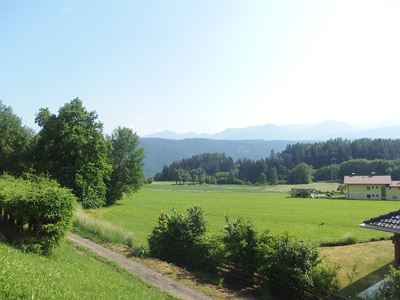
[72,206,135,249]
[0,240,175,299]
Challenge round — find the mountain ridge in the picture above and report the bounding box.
[144,121,400,140]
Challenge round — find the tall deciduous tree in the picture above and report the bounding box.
[34,98,112,208]
[0,101,33,174]
[106,127,144,204]
[287,163,313,184]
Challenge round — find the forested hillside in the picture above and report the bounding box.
[155,138,400,185]
[140,138,294,177]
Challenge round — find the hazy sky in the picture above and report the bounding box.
[1,1,400,135]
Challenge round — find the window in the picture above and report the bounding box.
[367,186,371,190]
[367,194,371,198]
[376,194,379,197]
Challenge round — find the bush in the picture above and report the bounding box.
[223,217,258,278]
[372,267,400,300]
[257,233,321,299]
[0,175,76,254]
[148,207,223,271]
[311,263,339,293]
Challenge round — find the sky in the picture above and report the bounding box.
[1,0,400,135]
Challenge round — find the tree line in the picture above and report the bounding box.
[155,139,400,184]
[0,99,144,208]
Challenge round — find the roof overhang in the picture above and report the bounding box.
[360,223,400,235]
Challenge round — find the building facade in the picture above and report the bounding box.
[344,175,400,200]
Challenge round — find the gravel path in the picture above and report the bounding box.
[68,233,213,300]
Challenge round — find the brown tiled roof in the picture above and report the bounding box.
[344,175,392,185]
[360,210,400,234]
[390,181,400,188]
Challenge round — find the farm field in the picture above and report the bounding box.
[0,241,174,300]
[88,182,400,246]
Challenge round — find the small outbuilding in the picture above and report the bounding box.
[360,210,400,267]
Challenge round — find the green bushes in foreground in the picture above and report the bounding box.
[372,267,400,300]
[0,175,76,254]
[148,206,338,299]
[148,207,224,271]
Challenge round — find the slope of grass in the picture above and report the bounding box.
[321,240,394,297]
[88,183,400,246]
[0,241,174,300]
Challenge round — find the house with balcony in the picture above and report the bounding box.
[344,174,400,200]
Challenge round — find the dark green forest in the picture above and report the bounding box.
[155,139,400,184]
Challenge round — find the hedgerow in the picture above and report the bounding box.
[0,175,76,254]
[149,206,338,298]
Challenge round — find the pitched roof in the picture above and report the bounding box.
[390,181,400,188]
[344,175,392,185]
[360,210,400,234]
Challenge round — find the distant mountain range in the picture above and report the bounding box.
[139,138,298,177]
[144,121,400,140]
[141,121,400,177]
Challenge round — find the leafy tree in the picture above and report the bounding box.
[258,172,267,184]
[106,127,145,204]
[269,167,279,185]
[33,98,112,208]
[287,163,313,184]
[0,101,33,174]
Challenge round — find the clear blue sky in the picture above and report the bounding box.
[2,1,400,135]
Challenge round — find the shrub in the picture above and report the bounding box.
[372,267,400,300]
[257,233,320,299]
[311,263,339,293]
[148,207,222,271]
[223,217,258,278]
[0,175,76,254]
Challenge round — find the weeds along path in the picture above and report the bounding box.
[67,233,213,300]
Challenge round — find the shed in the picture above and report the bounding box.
[360,210,400,266]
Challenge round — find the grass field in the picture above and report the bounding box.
[321,240,393,297]
[0,241,174,300]
[88,182,400,246]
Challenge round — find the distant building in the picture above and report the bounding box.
[344,174,400,200]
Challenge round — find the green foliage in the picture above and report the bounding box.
[72,206,134,249]
[0,242,173,300]
[257,233,321,299]
[106,127,144,204]
[371,267,400,300]
[33,98,112,208]
[0,101,33,175]
[288,163,314,184]
[223,217,258,278]
[0,175,76,254]
[269,167,279,185]
[148,207,222,271]
[311,263,339,293]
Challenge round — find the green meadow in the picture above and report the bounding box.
[0,241,174,300]
[88,182,400,246]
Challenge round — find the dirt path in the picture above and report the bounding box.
[67,233,213,300]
